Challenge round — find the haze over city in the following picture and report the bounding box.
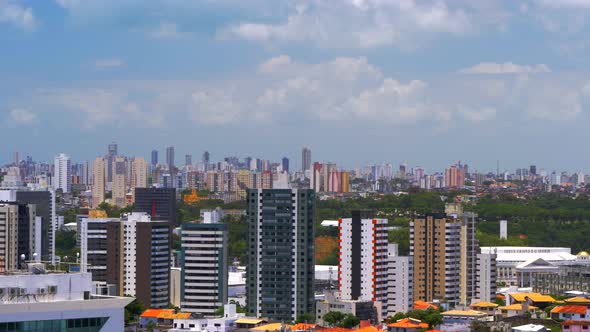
[3,1,590,170]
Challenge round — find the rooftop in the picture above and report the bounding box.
[471,301,499,308]
[441,309,487,317]
[387,318,429,329]
[509,293,555,303]
[551,305,587,314]
[499,304,539,311]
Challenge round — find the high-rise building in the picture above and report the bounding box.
[151,150,158,166]
[202,151,210,164]
[246,189,315,321]
[185,154,192,166]
[134,187,177,225]
[180,221,228,314]
[530,165,537,176]
[16,190,54,262]
[0,203,19,272]
[106,142,118,183]
[411,208,484,307]
[387,253,413,315]
[476,252,497,302]
[444,165,465,188]
[80,212,170,308]
[131,157,148,202]
[112,156,127,207]
[338,211,389,308]
[91,157,106,208]
[53,153,71,193]
[302,147,311,172]
[166,146,175,169]
[341,171,350,193]
[282,157,290,173]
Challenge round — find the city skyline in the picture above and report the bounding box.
[2,1,590,170]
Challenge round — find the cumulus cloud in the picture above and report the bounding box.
[223,0,474,49]
[8,109,37,124]
[94,58,125,68]
[459,62,551,75]
[0,0,37,30]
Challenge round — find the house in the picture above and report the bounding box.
[413,301,439,311]
[551,305,589,321]
[387,318,429,332]
[470,301,499,316]
[139,309,176,328]
[169,304,247,332]
[511,324,547,332]
[441,309,488,325]
[566,297,590,306]
[562,320,590,332]
[234,318,268,329]
[292,323,317,332]
[250,323,292,332]
[498,304,538,318]
[508,293,555,309]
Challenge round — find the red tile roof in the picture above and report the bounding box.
[387,318,429,329]
[140,309,175,318]
[413,300,439,310]
[552,305,588,315]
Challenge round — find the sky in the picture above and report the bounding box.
[2,0,590,173]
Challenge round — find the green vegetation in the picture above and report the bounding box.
[390,308,442,329]
[55,230,77,259]
[322,311,360,328]
[295,313,316,324]
[98,202,135,218]
[125,300,146,324]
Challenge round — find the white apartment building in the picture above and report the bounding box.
[387,253,413,315]
[53,153,71,193]
[0,271,132,331]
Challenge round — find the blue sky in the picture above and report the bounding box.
[2,0,590,173]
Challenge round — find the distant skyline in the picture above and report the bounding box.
[3,1,590,171]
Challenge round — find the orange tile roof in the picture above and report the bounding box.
[355,327,379,332]
[471,301,499,308]
[414,300,439,310]
[499,304,539,311]
[509,293,555,303]
[315,327,353,332]
[566,297,590,304]
[140,309,174,318]
[387,318,429,329]
[551,305,588,315]
[292,323,317,331]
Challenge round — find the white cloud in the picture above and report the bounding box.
[459,106,497,122]
[459,62,551,75]
[0,0,37,30]
[223,0,474,49]
[94,58,125,68]
[8,109,37,124]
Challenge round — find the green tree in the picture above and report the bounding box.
[340,314,360,329]
[125,300,146,324]
[146,320,156,332]
[387,312,406,323]
[323,311,345,327]
[296,313,316,324]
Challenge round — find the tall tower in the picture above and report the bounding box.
[112,156,127,207]
[302,147,311,172]
[106,142,118,183]
[282,157,290,173]
[92,157,106,208]
[181,221,228,314]
[131,157,148,202]
[338,210,389,307]
[166,146,175,170]
[151,150,158,166]
[53,153,71,193]
[185,154,192,166]
[246,189,315,321]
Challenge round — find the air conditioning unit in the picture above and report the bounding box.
[37,288,47,295]
[17,288,27,296]
[8,288,17,296]
[48,285,57,294]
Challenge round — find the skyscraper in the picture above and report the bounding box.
[16,190,53,261]
[134,187,177,225]
[112,156,127,207]
[151,150,158,166]
[53,153,71,193]
[180,221,228,314]
[338,210,389,307]
[444,165,465,188]
[302,147,311,172]
[185,154,192,166]
[106,142,118,183]
[246,188,315,321]
[166,146,175,169]
[80,212,170,308]
[202,151,210,164]
[282,157,290,173]
[91,157,106,208]
[131,157,148,202]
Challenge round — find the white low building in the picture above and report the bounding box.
[169,303,245,332]
[0,270,132,331]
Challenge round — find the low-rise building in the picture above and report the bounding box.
[0,270,131,330]
[316,293,382,326]
[498,304,538,318]
[512,324,547,332]
[470,301,499,316]
[169,303,246,332]
[387,318,429,332]
[550,305,589,321]
[562,320,590,332]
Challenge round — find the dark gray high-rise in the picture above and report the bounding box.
[15,191,53,261]
[282,157,289,173]
[134,187,177,225]
[107,142,117,182]
[302,147,311,172]
[246,189,315,321]
[151,150,158,166]
[166,146,175,169]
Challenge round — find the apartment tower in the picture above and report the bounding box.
[246,188,315,321]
